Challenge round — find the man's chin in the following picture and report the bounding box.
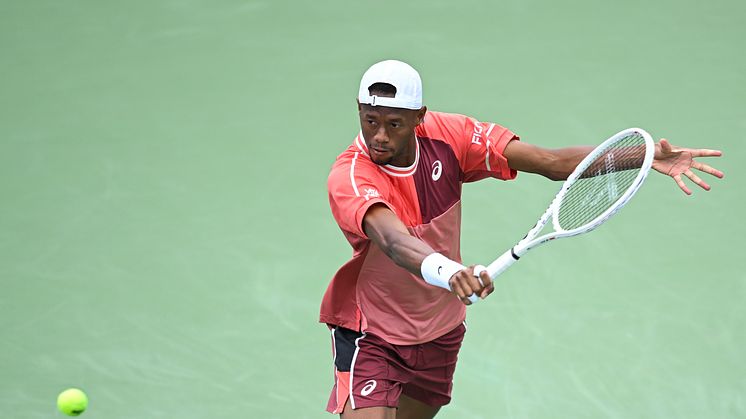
[370,156,391,166]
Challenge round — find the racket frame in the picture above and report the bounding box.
[485,127,655,279]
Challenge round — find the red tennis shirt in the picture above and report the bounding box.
[321,111,519,345]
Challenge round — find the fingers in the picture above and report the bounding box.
[689,148,722,158]
[683,169,710,191]
[449,266,493,305]
[658,138,674,155]
[659,140,722,159]
[692,161,725,179]
[660,139,722,158]
[449,271,478,305]
[656,139,724,193]
[673,174,692,195]
[448,276,472,305]
[478,270,494,299]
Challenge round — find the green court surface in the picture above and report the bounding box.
[1,1,744,418]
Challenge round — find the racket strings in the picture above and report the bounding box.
[556,134,648,231]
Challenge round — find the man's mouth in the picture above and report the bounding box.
[370,146,391,156]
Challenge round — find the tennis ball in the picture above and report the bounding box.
[57,388,88,416]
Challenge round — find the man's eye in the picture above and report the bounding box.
[391,123,400,128]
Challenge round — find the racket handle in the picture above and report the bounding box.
[486,248,520,279]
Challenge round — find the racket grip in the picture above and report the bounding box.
[486,249,519,279]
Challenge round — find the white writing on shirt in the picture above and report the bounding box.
[471,124,483,145]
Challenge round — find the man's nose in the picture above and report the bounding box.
[372,126,388,143]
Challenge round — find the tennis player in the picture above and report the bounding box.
[321,60,723,419]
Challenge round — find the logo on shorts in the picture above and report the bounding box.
[361,380,377,396]
[431,160,442,181]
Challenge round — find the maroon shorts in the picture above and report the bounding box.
[325,323,466,413]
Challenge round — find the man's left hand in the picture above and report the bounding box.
[652,139,724,195]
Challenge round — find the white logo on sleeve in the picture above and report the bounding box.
[431,160,442,181]
[471,124,483,145]
[361,380,377,396]
[363,188,380,201]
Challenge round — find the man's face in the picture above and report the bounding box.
[358,102,426,167]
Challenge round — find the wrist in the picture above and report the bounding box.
[420,253,465,290]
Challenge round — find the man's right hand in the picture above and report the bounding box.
[449,266,494,305]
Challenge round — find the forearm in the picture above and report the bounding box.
[537,146,595,180]
[362,204,491,302]
[504,141,594,181]
[365,213,471,294]
[376,232,436,276]
[363,205,435,275]
[363,203,465,280]
[580,144,649,178]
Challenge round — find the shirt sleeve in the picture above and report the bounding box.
[416,111,519,183]
[327,152,393,239]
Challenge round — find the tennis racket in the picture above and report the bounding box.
[470,127,655,302]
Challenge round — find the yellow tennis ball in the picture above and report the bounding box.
[57,388,88,416]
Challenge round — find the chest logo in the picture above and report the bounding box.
[431,160,442,181]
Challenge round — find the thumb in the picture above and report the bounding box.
[659,138,672,154]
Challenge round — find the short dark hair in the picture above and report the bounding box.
[368,82,396,97]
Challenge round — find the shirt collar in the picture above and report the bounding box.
[355,132,419,177]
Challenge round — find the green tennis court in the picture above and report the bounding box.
[1,1,743,417]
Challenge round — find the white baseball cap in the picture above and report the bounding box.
[358,60,423,110]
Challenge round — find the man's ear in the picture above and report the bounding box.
[356,99,361,111]
[417,106,428,125]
